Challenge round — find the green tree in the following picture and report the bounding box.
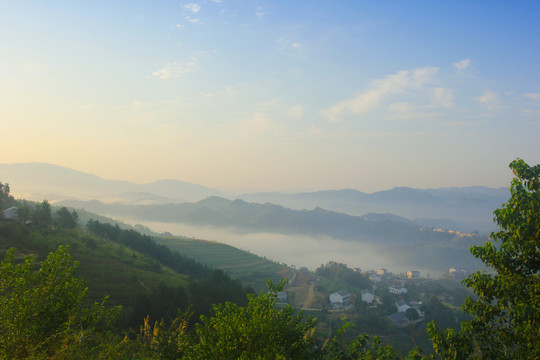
[428,159,540,359]
[0,182,13,211]
[190,280,317,359]
[33,200,52,229]
[0,246,120,358]
[55,206,79,228]
[406,308,419,322]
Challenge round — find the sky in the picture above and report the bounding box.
[1,0,539,194]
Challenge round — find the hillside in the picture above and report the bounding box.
[2,162,507,232]
[58,196,488,273]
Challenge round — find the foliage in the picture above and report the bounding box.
[0,245,121,358]
[86,219,212,278]
[33,200,53,229]
[428,159,540,359]
[55,206,79,228]
[0,182,14,211]
[189,280,317,359]
[406,308,419,322]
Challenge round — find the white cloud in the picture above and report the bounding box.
[185,16,201,24]
[152,60,196,80]
[523,93,540,100]
[235,112,277,136]
[175,24,184,28]
[431,87,454,108]
[320,66,439,122]
[387,102,413,112]
[474,91,498,103]
[521,109,540,117]
[474,91,502,110]
[256,6,268,18]
[185,3,201,12]
[453,58,471,70]
[286,105,304,118]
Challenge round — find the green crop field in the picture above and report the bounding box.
[155,236,290,291]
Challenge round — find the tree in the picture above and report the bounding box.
[33,200,52,229]
[406,308,419,322]
[428,159,540,359]
[55,206,79,228]
[0,182,13,211]
[0,246,120,358]
[190,280,317,359]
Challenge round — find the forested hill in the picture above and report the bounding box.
[0,208,256,330]
[60,196,487,273]
[60,196,470,243]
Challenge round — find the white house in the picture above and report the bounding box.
[277,291,287,303]
[2,207,18,221]
[389,285,408,295]
[361,289,375,304]
[329,290,350,307]
[395,299,411,313]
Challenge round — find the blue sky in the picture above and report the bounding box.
[1,1,539,193]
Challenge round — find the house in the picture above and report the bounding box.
[389,285,407,295]
[407,270,420,279]
[387,311,408,326]
[449,268,467,279]
[395,299,411,313]
[361,289,374,304]
[367,272,382,283]
[277,291,287,303]
[376,268,387,276]
[2,206,18,221]
[329,290,350,307]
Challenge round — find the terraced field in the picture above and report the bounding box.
[155,236,291,291]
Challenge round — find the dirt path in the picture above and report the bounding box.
[300,284,319,310]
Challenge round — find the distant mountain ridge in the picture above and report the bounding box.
[0,162,220,203]
[58,196,488,273]
[1,162,507,232]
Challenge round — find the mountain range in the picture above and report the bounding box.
[1,162,505,273]
[1,162,507,232]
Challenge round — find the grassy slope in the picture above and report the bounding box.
[0,223,187,307]
[155,236,289,292]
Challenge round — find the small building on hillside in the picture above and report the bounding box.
[361,289,375,304]
[277,292,287,303]
[2,206,18,221]
[395,299,411,313]
[449,268,467,279]
[329,290,350,307]
[387,311,408,326]
[389,285,408,295]
[407,270,420,279]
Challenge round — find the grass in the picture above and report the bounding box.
[155,236,288,291]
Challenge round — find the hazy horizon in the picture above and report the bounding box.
[1,2,539,193]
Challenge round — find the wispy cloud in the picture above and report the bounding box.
[474,91,502,110]
[474,91,498,103]
[286,105,304,118]
[184,3,201,13]
[152,60,196,80]
[185,16,201,24]
[453,58,471,70]
[523,93,540,100]
[256,6,268,18]
[320,66,439,122]
[431,87,454,108]
[235,112,279,136]
[521,109,540,117]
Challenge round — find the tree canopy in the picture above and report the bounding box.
[428,158,540,359]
